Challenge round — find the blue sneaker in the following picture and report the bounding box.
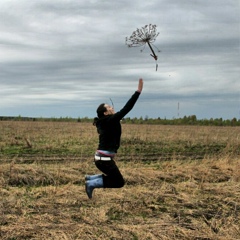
[85,174,102,181]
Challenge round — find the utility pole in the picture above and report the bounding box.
[178,102,180,118]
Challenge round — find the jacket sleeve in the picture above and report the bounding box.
[110,91,141,121]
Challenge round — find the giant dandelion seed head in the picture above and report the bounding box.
[126,24,159,47]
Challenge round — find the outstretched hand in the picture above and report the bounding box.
[137,78,143,93]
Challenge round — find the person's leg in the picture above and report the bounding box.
[95,160,125,188]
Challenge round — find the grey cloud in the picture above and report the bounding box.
[0,0,239,119]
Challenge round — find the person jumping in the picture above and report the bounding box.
[85,78,144,199]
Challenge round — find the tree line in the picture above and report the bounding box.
[122,115,240,126]
[0,115,239,126]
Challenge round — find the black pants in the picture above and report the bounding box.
[95,159,125,188]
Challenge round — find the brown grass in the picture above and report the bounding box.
[0,121,239,239]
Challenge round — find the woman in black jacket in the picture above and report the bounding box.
[85,78,143,199]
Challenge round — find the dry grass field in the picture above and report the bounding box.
[0,121,239,240]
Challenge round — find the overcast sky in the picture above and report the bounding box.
[0,0,239,120]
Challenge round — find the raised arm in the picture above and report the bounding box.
[137,78,143,93]
[112,78,144,120]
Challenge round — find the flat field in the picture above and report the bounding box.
[0,121,239,240]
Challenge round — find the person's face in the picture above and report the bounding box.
[104,104,115,115]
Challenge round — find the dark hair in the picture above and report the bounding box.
[93,103,106,125]
[97,103,106,118]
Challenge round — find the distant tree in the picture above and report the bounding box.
[231,117,237,126]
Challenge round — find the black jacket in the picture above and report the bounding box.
[95,91,141,153]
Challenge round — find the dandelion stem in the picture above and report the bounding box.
[147,41,158,61]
